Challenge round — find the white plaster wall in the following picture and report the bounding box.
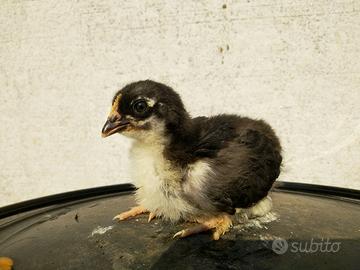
[0,0,359,207]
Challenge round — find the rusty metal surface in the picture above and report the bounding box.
[0,190,359,270]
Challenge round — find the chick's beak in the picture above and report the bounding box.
[101,115,130,138]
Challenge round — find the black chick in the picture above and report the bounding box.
[102,80,282,240]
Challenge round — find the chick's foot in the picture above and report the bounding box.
[173,214,232,240]
[113,205,148,221]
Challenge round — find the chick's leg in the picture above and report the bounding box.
[173,214,232,240]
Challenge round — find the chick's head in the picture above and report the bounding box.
[102,80,189,143]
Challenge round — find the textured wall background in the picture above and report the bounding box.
[0,0,359,207]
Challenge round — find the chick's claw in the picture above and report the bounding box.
[173,230,185,238]
[113,205,148,221]
[148,212,157,223]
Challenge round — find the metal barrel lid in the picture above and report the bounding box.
[0,182,359,270]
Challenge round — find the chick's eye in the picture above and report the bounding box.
[133,100,148,114]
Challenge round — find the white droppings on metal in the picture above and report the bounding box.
[233,212,279,231]
[91,225,114,236]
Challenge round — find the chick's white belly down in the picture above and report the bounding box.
[130,143,197,222]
